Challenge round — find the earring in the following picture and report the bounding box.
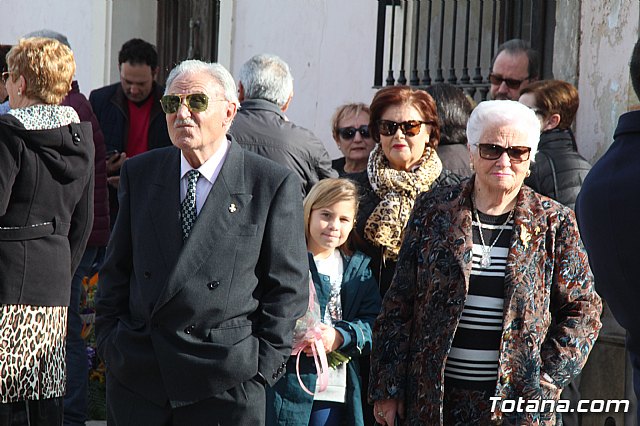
[469,162,475,171]
[17,89,21,96]
[526,169,531,177]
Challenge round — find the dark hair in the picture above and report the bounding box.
[520,80,579,129]
[492,38,540,80]
[118,38,158,69]
[631,39,640,99]
[425,83,473,146]
[0,45,12,73]
[369,86,440,149]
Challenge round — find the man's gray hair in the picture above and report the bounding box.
[165,60,239,109]
[467,100,541,160]
[238,54,293,108]
[24,29,71,49]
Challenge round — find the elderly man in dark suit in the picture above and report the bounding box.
[96,59,309,425]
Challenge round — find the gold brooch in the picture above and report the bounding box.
[519,224,531,249]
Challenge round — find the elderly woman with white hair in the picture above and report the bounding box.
[369,100,602,425]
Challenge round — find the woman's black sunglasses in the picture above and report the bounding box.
[338,125,370,140]
[477,144,531,163]
[377,120,430,137]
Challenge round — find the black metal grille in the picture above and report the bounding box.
[374,0,556,102]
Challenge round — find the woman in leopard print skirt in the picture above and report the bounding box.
[0,38,94,425]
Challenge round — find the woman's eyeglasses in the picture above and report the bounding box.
[377,120,430,137]
[1,71,10,84]
[160,93,217,114]
[477,144,531,163]
[488,73,529,90]
[338,125,370,140]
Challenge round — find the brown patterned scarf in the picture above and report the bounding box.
[364,144,443,262]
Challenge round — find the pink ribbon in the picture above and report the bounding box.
[291,326,329,395]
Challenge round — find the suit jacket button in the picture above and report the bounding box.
[272,373,278,380]
[185,325,195,334]
[281,362,286,368]
[72,133,80,144]
[144,271,151,279]
[207,281,220,290]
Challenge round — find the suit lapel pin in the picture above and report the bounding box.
[229,203,237,213]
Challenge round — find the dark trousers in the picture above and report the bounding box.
[106,374,265,426]
[559,375,582,426]
[64,247,99,426]
[0,398,64,426]
[360,356,375,425]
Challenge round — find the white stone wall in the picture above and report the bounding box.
[0,0,156,95]
[576,0,639,162]
[229,0,379,158]
[0,0,106,96]
[0,0,638,163]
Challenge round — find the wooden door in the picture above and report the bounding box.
[156,0,221,85]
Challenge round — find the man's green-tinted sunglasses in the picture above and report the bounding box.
[160,93,217,114]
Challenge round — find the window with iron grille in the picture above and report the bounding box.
[374,0,556,102]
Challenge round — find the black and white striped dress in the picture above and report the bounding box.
[444,209,513,394]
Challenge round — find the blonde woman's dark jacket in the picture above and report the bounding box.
[0,113,94,306]
[369,178,602,425]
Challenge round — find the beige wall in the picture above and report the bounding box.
[107,0,157,85]
[0,0,157,94]
[0,0,110,95]
[230,0,379,158]
[1,0,639,164]
[576,0,639,162]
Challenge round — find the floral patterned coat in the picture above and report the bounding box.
[369,178,602,425]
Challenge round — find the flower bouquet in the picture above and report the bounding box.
[290,274,329,395]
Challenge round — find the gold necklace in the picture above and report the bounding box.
[474,208,514,269]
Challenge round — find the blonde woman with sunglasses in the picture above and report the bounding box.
[330,103,375,176]
[369,100,602,425]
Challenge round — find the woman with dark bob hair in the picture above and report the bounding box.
[348,85,461,425]
[369,100,601,425]
[0,37,94,425]
[349,85,461,296]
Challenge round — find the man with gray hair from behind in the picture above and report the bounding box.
[230,53,337,196]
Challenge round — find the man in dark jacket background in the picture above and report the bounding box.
[89,38,171,224]
[25,29,111,426]
[229,53,337,196]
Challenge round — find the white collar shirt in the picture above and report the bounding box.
[179,139,231,215]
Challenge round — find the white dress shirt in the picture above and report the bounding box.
[179,140,230,215]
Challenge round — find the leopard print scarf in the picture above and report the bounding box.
[364,144,443,262]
